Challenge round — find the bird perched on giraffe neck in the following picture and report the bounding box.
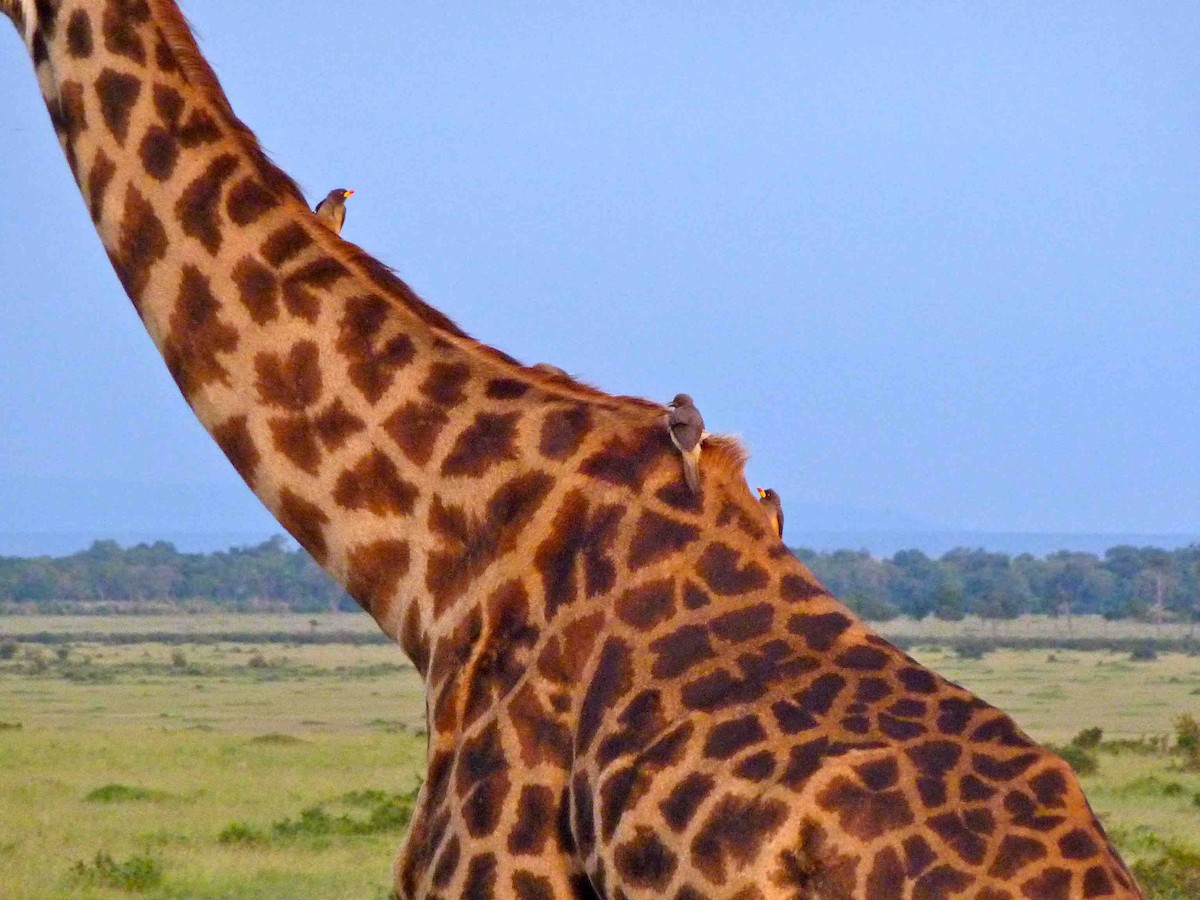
[314,188,354,235]
[667,393,705,494]
[758,487,784,539]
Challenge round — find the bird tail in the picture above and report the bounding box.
[682,449,701,494]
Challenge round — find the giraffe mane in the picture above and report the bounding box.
[702,434,749,479]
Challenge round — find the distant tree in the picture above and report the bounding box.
[844,593,898,622]
[1040,551,1113,618]
[933,587,966,621]
[977,592,1021,633]
[888,549,941,619]
[2,535,1196,621]
[1139,549,1175,625]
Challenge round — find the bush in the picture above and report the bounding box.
[1130,843,1200,899]
[84,783,166,803]
[72,851,162,891]
[272,790,417,837]
[1174,713,1200,772]
[1071,727,1104,750]
[954,638,994,660]
[1100,735,1168,756]
[217,822,267,845]
[0,640,18,660]
[249,733,306,746]
[170,649,188,669]
[231,785,423,844]
[1050,743,1098,777]
[1129,642,1158,662]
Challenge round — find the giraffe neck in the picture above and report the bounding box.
[3,0,664,666]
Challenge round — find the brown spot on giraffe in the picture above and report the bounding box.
[95,68,141,146]
[211,415,261,486]
[276,488,329,563]
[338,294,418,403]
[614,579,675,630]
[255,340,321,409]
[333,448,417,516]
[282,257,349,323]
[162,265,238,399]
[86,149,117,222]
[384,400,450,467]
[344,539,410,614]
[176,153,239,254]
[231,255,279,323]
[421,361,472,407]
[260,222,313,266]
[534,489,623,620]
[697,542,770,596]
[485,377,529,400]
[580,427,664,491]
[690,793,789,884]
[32,0,61,38]
[226,176,280,225]
[539,402,594,460]
[426,472,555,616]
[628,509,700,570]
[102,0,149,65]
[50,78,86,172]
[509,784,555,855]
[460,579,539,727]
[441,410,521,477]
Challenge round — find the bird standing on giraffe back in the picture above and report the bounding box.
[667,393,705,494]
[758,487,784,539]
[314,188,354,235]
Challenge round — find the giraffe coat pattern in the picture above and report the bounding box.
[0,2,1143,897]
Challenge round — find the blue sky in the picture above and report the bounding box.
[1,2,1198,542]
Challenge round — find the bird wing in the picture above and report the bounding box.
[669,407,704,450]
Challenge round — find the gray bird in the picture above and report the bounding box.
[667,393,705,493]
[758,487,784,539]
[314,188,355,235]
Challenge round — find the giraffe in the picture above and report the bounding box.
[1,3,1143,898]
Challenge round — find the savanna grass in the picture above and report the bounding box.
[0,615,1197,897]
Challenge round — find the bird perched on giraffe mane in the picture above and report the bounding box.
[314,188,354,235]
[667,393,705,494]
[758,487,784,539]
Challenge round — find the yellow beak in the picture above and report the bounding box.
[343,189,355,198]
[757,488,766,499]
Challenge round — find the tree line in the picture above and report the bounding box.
[1,537,1199,622]
[797,544,1200,623]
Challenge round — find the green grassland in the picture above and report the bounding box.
[0,615,1198,898]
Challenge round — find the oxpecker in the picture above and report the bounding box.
[758,487,784,539]
[667,393,705,494]
[314,188,355,234]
